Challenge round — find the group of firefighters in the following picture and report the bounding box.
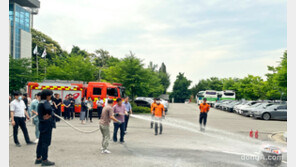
[10,88,211,166]
[149,97,210,134]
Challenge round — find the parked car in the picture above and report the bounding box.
[213,100,225,108]
[217,100,232,110]
[252,104,287,120]
[240,103,263,116]
[248,103,275,117]
[160,98,169,110]
[234,101,259,115]
[221,101,237,111]
[135,97,168,113]
[134,97,153,108]
[224,101,244,112]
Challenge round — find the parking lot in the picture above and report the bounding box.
[9,103,287,167]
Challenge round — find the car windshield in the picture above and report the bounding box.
[252,103,262,107]
[259,103,273,109]
[266,105,279,109]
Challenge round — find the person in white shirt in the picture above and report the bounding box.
[10,91,35,147]
[104,95,109,106]
[96,97,104,119]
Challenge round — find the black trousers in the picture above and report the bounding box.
[86,109,93,121]
[113,122,125,142]
[36,127,52,161]
[124,115,129,131]
[199,113,208,126]
[64,109,70,120]
[54,108,61,122]
[13,117,30,144]
[97,106,103,119]
[70,107,74,119]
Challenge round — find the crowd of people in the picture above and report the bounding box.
[9,89,211,165]
[9,90,135,165]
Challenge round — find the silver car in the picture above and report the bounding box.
[252,104,287,120]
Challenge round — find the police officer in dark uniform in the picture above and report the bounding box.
[35,89,56,166]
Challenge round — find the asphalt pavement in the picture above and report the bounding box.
[9,103,287,167]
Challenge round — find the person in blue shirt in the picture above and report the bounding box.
[30,92,41,143]
[122,97,132,134]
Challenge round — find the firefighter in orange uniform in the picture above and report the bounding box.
[150,98,157,128]
[152,98,165,135]
[199,98,210,132]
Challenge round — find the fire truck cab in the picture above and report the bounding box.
[84,82,125,109]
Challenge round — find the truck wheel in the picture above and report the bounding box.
[262,113,271,120]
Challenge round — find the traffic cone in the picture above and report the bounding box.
[255,130,258,139]
[249,129,253,138]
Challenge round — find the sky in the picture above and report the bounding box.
[34,0,287,91]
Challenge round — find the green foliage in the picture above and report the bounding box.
[103,52,164,100]
[46,55,98,82]
[158,63,171,94]
[93,49,120,67]
[171,73,192,103]
[264,51,287,100]
[9,56,37,94]
[71,45,91,58]
[131,102,151,113]
[189,51,287,101]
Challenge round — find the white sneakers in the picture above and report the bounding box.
[34,139,39,144]
[101,149,111,154]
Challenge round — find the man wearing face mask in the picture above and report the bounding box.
[10,91,35,147]
[152,98,165,135]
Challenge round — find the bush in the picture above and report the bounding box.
[131,102,151,114]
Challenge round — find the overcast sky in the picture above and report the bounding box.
[34,0,286,91]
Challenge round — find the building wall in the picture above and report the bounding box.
[20,30,32,59]
[9,3,32,59]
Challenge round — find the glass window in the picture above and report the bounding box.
[107,88,118,96]
[206,91,216,95]
[224,92,235,96]
[15,10,19,17]
[93,88,102,95]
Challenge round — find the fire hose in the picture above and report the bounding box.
[9,113,100,138]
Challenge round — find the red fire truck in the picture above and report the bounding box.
[27,80,125,113]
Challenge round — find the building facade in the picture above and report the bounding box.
[9,0,40,59]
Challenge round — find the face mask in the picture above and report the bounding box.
[18,96,22,100]
[156,101,160,104]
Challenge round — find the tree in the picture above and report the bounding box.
[31,28,64,64]
[159,62,167,73]
[46,55,98,82]
[158,63,171,94]
[93,49,119,67]
[265,51,287,100]
[148,61,158,72]
[103,51,164,100]
[71,45,90,58]
[9,56,37,94]
[207,77,223,91]
[171,73,192,103]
